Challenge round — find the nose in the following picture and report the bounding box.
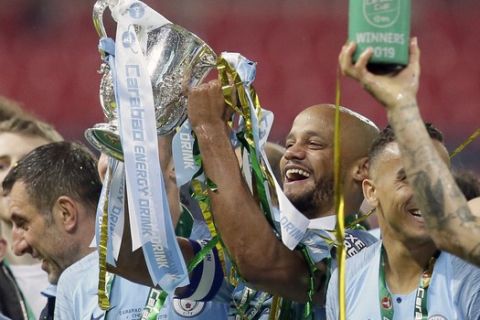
[11,226,32,256]
[283,142,306,161]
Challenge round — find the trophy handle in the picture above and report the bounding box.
[93,0,109,38]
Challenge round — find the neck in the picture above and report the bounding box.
[382,238,437,294]
[65,242,95,271]
[310,198,361,219]
[65,222,96,269]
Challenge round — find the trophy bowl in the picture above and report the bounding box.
[85,22,217,160]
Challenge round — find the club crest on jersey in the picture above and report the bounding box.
[381,296,392,309]
[172,298,205,317]
[428,315,447,320]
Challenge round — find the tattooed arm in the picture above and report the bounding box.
[338,38,480,266]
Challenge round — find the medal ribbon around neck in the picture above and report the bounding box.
[378,246,438,320]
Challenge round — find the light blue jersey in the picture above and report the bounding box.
[157,217,232,319]
[54,251,151,320]
[326,241,480,320]
[156,295,231,319]
[178,216,377,320]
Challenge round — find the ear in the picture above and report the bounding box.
[350,156,369,183]
[53,196,78,233]
[362,178,378,208]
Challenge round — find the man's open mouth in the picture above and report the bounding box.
[285,168,310,182]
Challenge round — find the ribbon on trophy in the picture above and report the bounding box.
[94,157,125,308]
[95,158,125,266]
[172,120,229,275]
[105,0,188,292]
[94,156,112,308]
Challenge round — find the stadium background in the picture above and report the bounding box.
[0,0,478,172]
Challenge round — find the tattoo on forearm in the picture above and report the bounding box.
[455,204,476,224]
[412,171,450,226]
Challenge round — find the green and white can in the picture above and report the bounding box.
[349,0,411,72]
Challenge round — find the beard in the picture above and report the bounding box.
[287,176,334,219]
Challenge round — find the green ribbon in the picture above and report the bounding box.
[141,236,220,319]
[379,246,437,320]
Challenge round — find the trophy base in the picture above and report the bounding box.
[85,123,124,161]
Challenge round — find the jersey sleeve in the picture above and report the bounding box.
[175,239,225,302]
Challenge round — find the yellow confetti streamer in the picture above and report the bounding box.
[98,180,111,310]
[450,128,480,159]
[334,67,346,320]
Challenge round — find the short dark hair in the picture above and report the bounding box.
[369,123,444,171]
[2,142,101,215]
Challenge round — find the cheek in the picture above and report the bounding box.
[23,227,42,246]
[374,191,394,215]
[312,158,331,179]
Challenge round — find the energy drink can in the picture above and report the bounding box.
[349,0,411,74]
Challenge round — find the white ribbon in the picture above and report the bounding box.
[107,159,126,265]
[108,0,188,290]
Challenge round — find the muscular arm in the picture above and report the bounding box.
[387,101,480,265]
[386,102,480,265]
[339,38,480,266]
[188,80,326,303]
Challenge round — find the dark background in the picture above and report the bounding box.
[1,0,478,172]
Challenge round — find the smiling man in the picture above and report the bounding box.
[4,142,99,286]
[184,81,380,316]
[280,104,378,221]
[327,124,480,319]
[110,81,381,318]
[339,38,480,267]
[0,110,63,320]
[3,141,152,320]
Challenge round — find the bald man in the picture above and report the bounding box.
[186,80,379,310]
[111,81,380,318]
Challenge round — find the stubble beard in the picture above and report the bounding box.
[288,176,334,219]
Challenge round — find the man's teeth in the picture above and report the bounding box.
[410,209,422,217]
[286,168,310,179]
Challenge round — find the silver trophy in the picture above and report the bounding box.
[85,0,217,161]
